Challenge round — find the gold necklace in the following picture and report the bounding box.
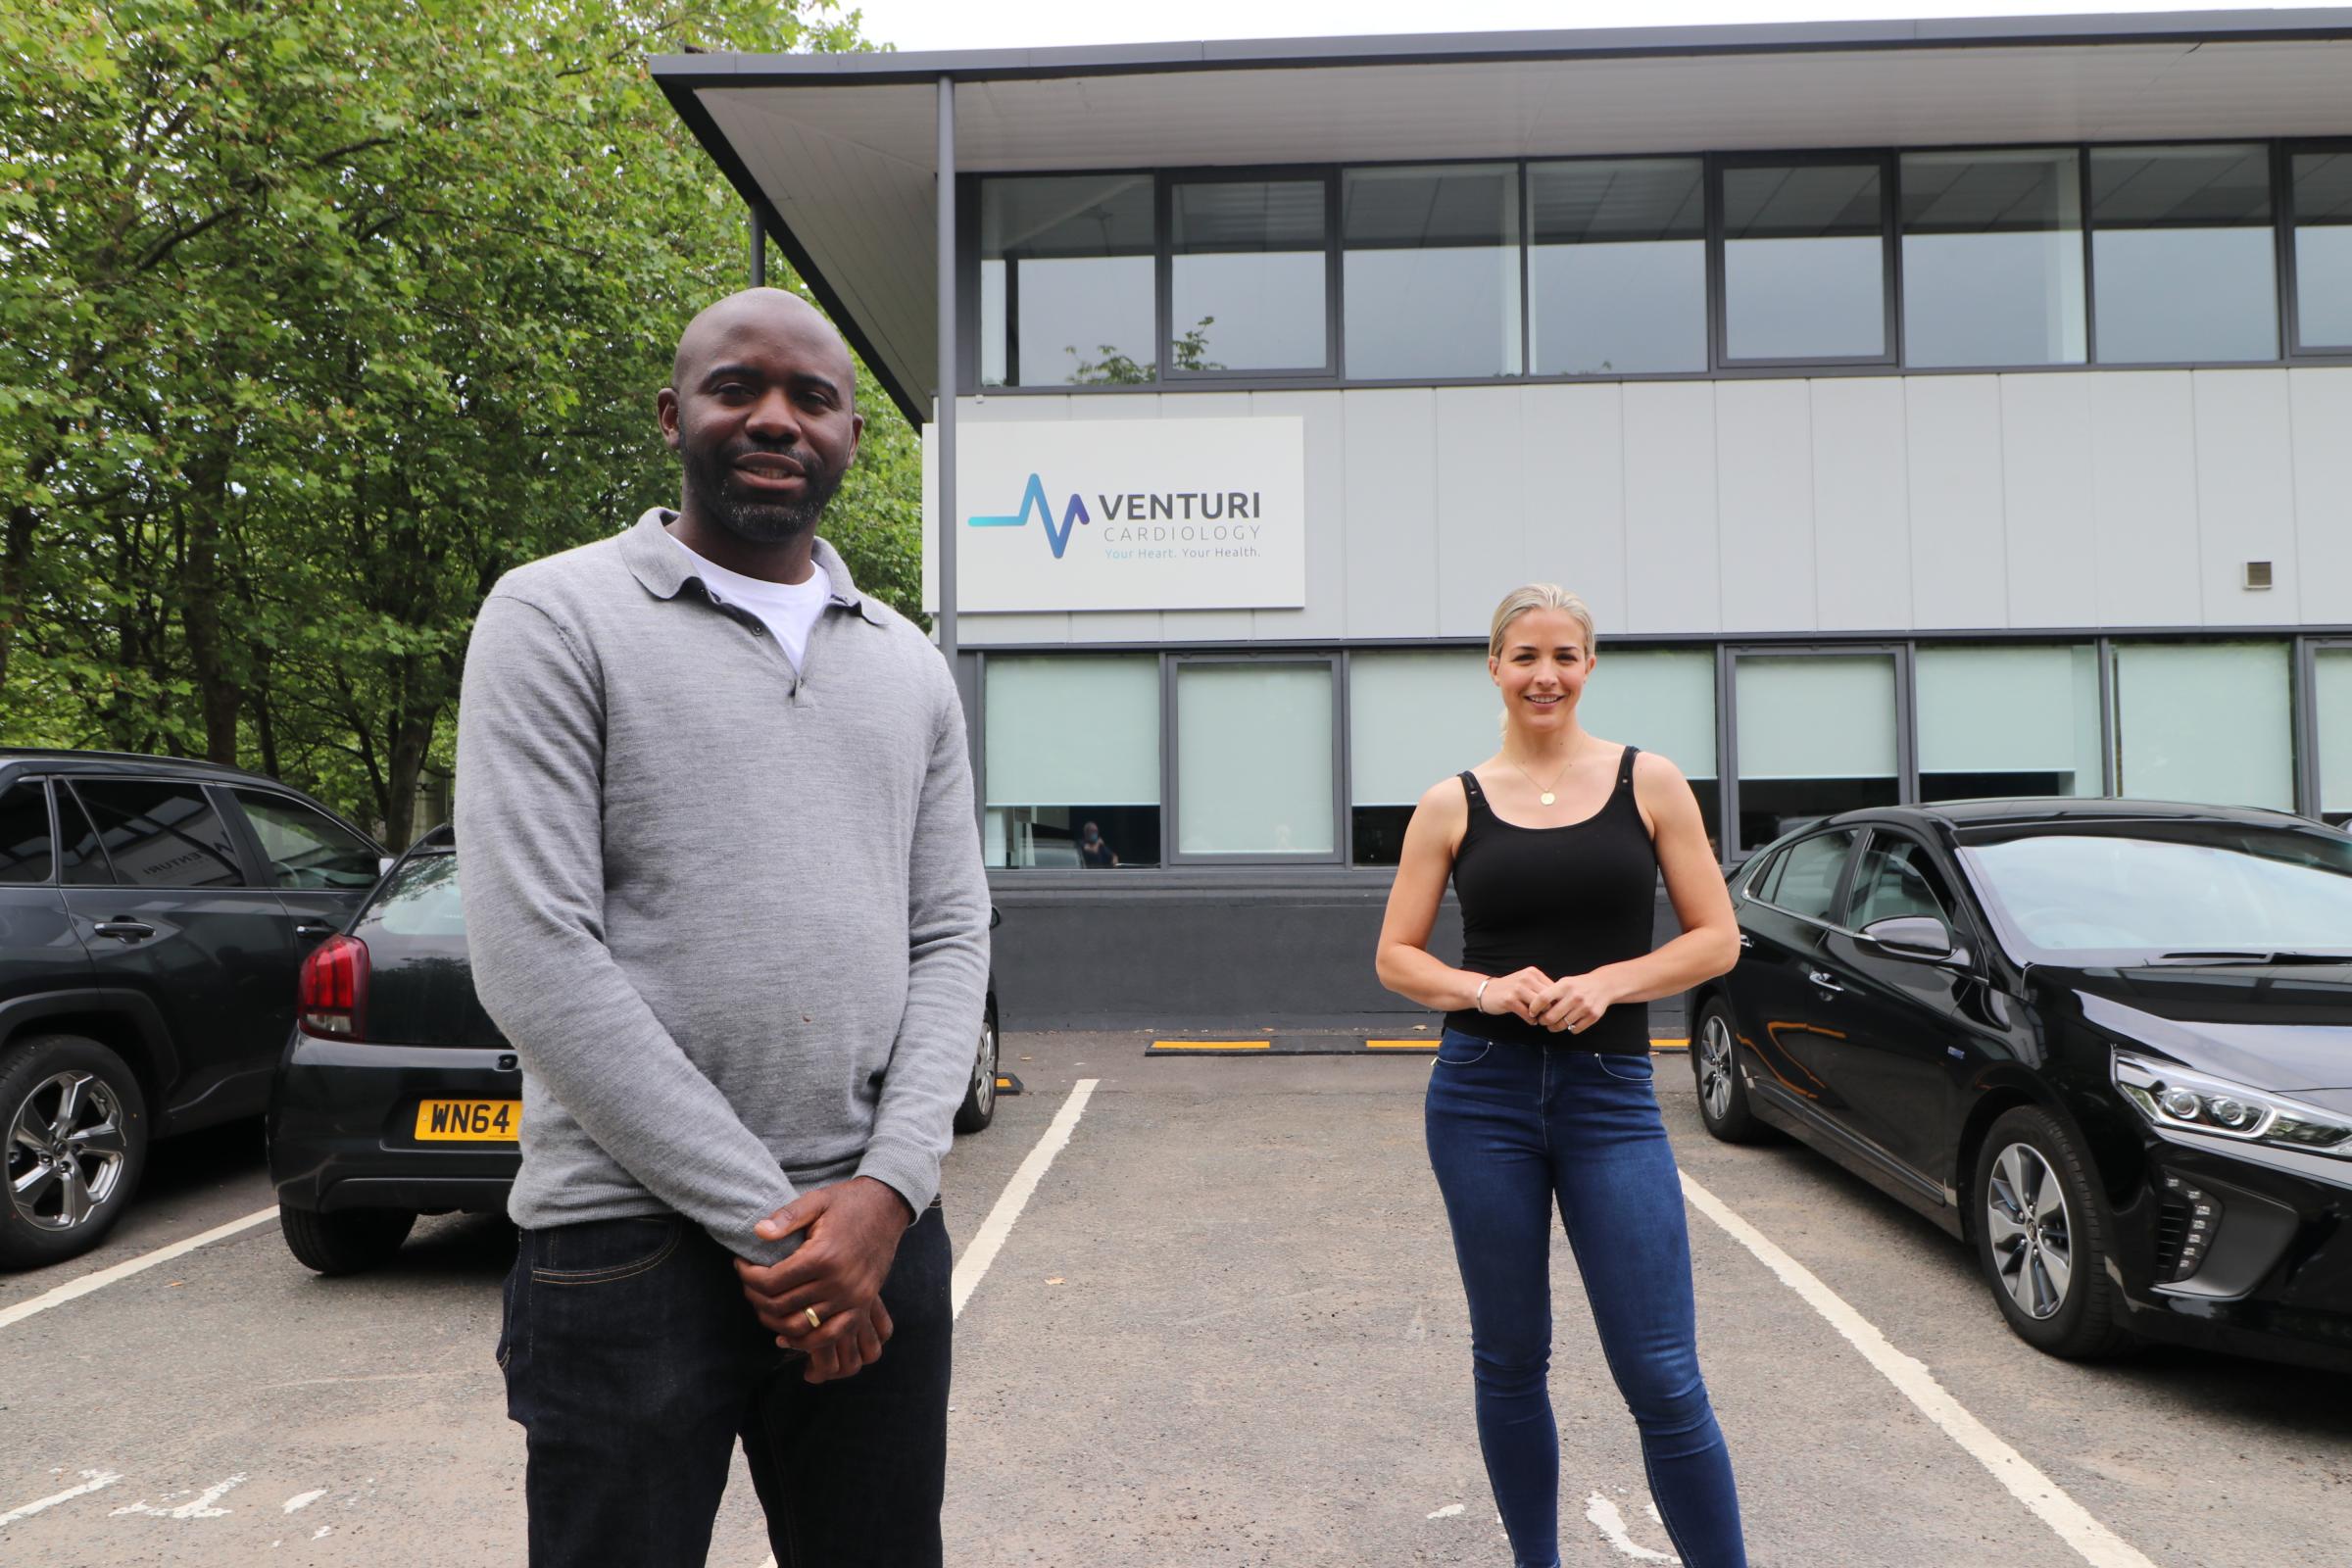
[1503,751,1576,807]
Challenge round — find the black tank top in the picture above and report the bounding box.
[1445,745,1657,1054]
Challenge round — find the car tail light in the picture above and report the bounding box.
[300,934,369,1040]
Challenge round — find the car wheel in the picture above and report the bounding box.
[1690,1000,1764,1144]
[1972,1105,2135,1359]
[279,1204,417,1277]
[954,1006,999,1134]
[0,1034,149,1268]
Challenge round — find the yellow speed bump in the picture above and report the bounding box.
[1150,1039,1270,1052]
[1365,1039,1437,1050]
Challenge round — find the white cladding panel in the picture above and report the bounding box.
[933,368,2351,645]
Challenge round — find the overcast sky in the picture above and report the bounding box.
[843,0,2344,53]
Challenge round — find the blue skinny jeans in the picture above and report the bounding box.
[1425,1030,1746,1568]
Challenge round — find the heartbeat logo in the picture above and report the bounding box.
[967,473,1090,560]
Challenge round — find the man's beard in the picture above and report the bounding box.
[681,442,847,544]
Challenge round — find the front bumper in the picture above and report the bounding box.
[268,1029,521,1215]
[2110,1137,2352,1374]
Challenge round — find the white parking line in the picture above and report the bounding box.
[1679,1171,2159,1568]
[0,1470,122,1529]
[0,1206,276,1333]
[952,1078,1099,1321]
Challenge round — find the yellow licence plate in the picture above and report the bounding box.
[414,1099,520,1142]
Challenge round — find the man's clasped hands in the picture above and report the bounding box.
[732,1176,913,1385]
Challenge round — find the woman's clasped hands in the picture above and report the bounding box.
[1475,965,1624,1035]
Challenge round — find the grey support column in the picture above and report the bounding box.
[936,75,980,831]
[750,206,765,287]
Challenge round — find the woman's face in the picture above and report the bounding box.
[1489,608,1593,735]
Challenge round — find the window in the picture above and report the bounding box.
[1574,649,1721,856]
[2112,642,2294,811]
[1765,830,1861,922]
[2290,149,2352,353]
[1529,158,1707,375]
[1900,150,2086,368]
[1734,654,1898,852]
[1845,835,1958,931]
[364,854,468,940]
[1348,650,1500,864]
[232,790,381,890]
[1171,178,1330,373]
[1740,844,1786,902]
[1175,661,1336,857]
[984,656,1160,868]
[57,786,109,886]
[1342,164,1520,379]
[1720,159,1889,362]
[2313,646,2351,827]
[1917,645,2102,801]
[0,780,53,885]
[2091,146,2278,363]
[71,779,245,888]
[981,175,1157,387]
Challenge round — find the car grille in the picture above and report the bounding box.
[2154,1196,2192,1278]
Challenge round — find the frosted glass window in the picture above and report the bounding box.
[2291,150,2352,351]
[1172,180,1329,373]
[980,175,1157,387]
[1735,654,1897,851]
[1530,159,1707,375]
[1578,649,1721,853]
[1722,161,1887,362]
[2091,146,2278,364]
[1348,651,1499,866]
[2316,649,2352,825]
[1343,165,1521,380]
[1177,662,1334,857]
[1900,150,2086,368]
[984,656,1159,869]
[2114,642,2293,810]
[1917,646,2102,801]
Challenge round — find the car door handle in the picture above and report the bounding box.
[1806,967,1845,994]
[293,922,337,940]
[92,919,155,943]
[1739,933,1754,950]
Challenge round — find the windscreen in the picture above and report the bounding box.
[1962,824,2352,955]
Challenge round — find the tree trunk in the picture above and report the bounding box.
[179,440,242,764]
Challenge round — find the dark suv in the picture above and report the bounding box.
[0,750,387,1266]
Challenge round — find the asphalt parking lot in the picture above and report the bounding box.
[2,1032,2348,1567]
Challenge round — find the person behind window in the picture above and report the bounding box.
[1374,583,1749,1568]
[1077,819,1119,868]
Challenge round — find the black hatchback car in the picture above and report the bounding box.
[268,827,1004,1274]
[0,750,387,1266]
[1689,799,2352,1373]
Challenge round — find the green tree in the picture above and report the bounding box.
[0,0,917,846]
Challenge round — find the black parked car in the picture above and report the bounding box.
[0,750,387,1266]
[1690,799,2352,1373]
[269,826,1004,1274]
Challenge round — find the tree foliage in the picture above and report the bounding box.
[0,0,918,845]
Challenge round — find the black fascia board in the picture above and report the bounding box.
[651,9,2352,90]
[654,75,930,426]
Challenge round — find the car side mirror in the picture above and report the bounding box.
[1860,914,1967,967]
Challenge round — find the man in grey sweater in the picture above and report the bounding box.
[456,288,990,1568]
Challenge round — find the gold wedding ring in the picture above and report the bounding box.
[804,1307,823,1331]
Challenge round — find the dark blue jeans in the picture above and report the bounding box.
[499,1203,952,1568]
[1425,1032,1746,1568]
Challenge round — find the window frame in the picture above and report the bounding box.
[2282,138,2352,360]
[1842,825,1982,954]
[225,785,385,893]
[1161,166,1342,385]
[1165,651,1348,866]
[58,775,258,891]
[974,170,1163,391]
[1747,825,1867,927]
[1711,149,1901,370]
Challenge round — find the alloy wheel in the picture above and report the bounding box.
[1984,1142,2074,1320]
[7,1071,129,1232]
[972,1016,999,1119]
[1698,1014,1736,1122]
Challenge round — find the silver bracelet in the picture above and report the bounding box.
[1473,977,1492,1014]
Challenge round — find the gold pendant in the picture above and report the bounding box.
[1541,792,1556,806]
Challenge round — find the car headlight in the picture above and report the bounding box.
[2113,1052,2352,1157]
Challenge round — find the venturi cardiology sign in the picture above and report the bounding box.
[956,416,1304,613]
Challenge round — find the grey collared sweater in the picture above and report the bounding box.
[454,509,990,1263]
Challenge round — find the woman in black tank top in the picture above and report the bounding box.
[1375,585,1749,1568]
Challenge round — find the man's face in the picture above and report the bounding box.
[659,305,864,544]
